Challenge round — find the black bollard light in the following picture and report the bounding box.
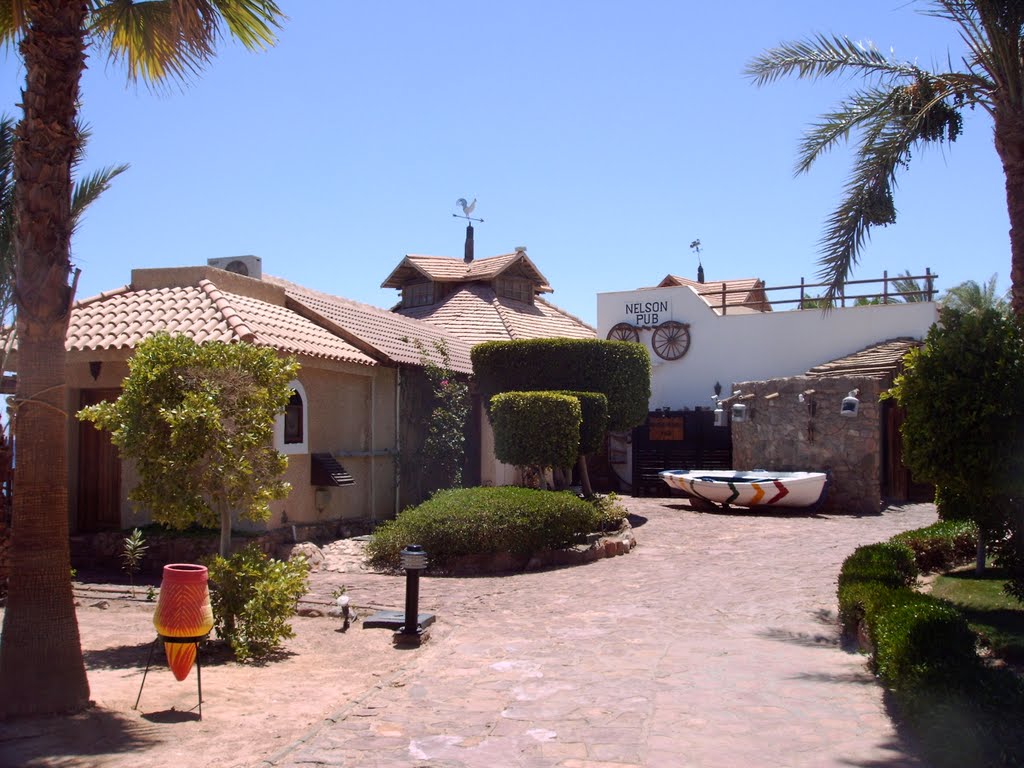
[397,544,428,644]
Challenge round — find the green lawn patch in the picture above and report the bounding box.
[931,566,1024,664]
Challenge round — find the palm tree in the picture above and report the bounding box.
[0,0,284,717]
[0,114,128,357]
[942,273,1010,313]
[747,1,1024,318]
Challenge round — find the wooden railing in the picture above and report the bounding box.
[705,269,937,314]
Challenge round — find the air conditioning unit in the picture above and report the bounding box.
[207,255,262,279]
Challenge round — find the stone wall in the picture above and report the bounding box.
[69,518,375,575]
[730,375,887,516]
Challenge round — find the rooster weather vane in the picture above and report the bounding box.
[453,197,484,223]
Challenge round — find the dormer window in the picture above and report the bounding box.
[403,281,434,308]
[497,277,533,304]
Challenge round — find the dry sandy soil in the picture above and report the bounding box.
[0,540,414,768]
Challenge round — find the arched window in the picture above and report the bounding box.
[275,379,308,455]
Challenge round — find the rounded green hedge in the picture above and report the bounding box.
[366,487,624,570]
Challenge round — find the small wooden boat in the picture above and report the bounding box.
[658,469,828,510]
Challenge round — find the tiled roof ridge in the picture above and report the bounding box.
[490,293,521,339]
[535,296,595,332]
[198,279,256,343]
[74,284,132,309]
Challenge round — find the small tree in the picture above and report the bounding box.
[79,333,299,556]
[886,308,1024,592]
[120,528,147,598]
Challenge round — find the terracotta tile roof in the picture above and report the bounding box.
[380,253,552,293]
[807,338,920,379]
[264,275,474,373]
[396,284,595,346]
[67,278,377,366]
[659,275,768,310]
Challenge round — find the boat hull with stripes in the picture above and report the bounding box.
[658,470,828,509]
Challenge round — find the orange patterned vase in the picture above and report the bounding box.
[152,564,215,681]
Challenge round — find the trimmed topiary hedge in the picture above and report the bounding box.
[837,542,918,590]
[835,523,1024,767]
[365,487,624,570]
[871,595,978,688]
[490,391,581,470]
[556,391,609,456]
[471,338,650,431]
[891,519,978,573]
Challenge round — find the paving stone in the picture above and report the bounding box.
[270,500,937,768]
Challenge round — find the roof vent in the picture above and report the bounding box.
[515,246,527,255]
[208,255,262,279]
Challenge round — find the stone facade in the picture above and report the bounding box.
[730,375,887,516]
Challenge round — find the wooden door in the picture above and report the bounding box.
[77,389,122,531]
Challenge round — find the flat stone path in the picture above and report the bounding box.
[266,498,937,768]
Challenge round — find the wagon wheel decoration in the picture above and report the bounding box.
[651,321,691,360]
[606,322,640,342]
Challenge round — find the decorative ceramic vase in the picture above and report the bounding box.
[152,563,214,681]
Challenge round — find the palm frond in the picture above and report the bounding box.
[746,34,917,87]
[796,87,901,175]
[816,119,918,300]
[0,0,29,49]
[89,0,284,86]
[71,162,129,233]
[890,271,930,302]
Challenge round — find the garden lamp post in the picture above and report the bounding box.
[397,544,428,645]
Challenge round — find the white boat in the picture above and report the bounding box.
[658,469,829,509]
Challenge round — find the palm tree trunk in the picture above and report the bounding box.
[994,113,1024,319]
[0,0,90,717]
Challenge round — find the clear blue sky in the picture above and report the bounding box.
[1,1,1007,326]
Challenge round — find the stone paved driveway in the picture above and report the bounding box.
[265,498,938,768]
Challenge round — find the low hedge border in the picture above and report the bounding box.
[837,522,1024,767]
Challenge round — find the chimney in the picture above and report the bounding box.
[697,263,705,284]
[464,223,474,263]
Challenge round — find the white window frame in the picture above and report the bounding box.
[275,379,308,455]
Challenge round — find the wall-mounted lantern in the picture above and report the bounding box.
[731,401,748,422]
[841,389,860,417]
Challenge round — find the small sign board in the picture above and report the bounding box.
[649,415,683,441]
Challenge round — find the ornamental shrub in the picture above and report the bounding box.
[891,520,978,573]
[556,391,609,456]
[206,545,310,662]
[837,542,918,590]
[365,487,624,570]
[872,596,978,689]
[490,391,581,474]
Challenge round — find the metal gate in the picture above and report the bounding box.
[631,410,732,496]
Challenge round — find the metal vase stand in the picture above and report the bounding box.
[134,633,210,719]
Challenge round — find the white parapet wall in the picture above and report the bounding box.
[597,285,938,411]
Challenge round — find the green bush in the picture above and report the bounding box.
[490,391,581,471]
[365,487,624,570]
[837,542,918,590]
[556,391,609,455]
[872,596,979,688]
[891,520,978,573]
[837,581,900,636]
[206,545,310,662]
[472,338,651,431]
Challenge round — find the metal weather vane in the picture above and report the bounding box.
[453,197,484,223]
